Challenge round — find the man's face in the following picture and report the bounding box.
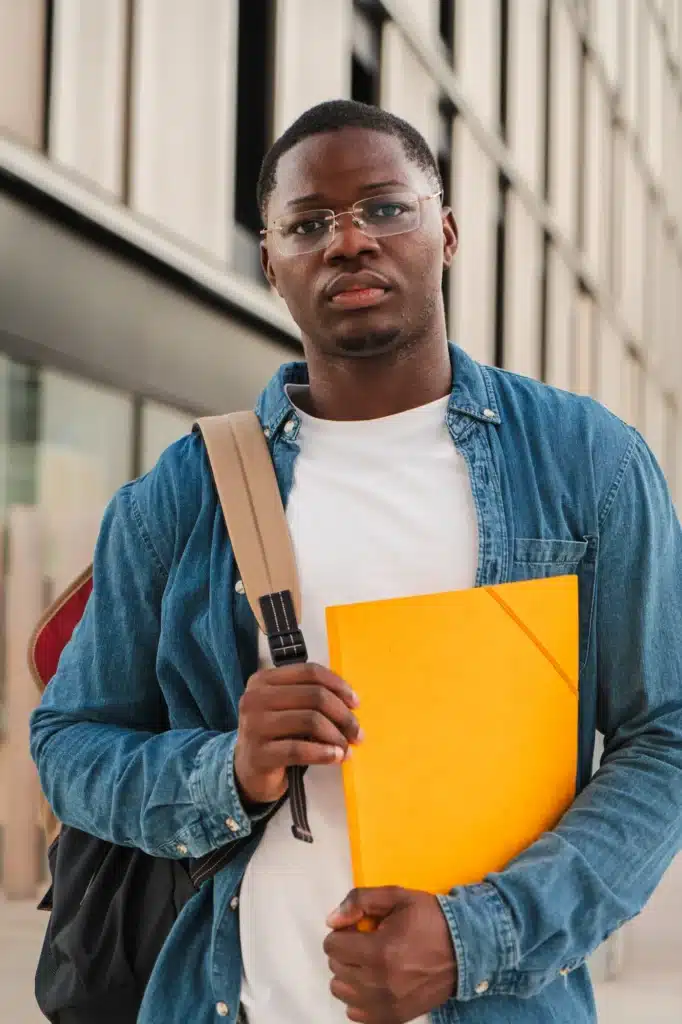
[261,128,458,359]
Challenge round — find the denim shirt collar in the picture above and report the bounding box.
[255,342,503,439]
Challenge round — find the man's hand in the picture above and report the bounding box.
[324,887,457,1024]
[234,662,363,805]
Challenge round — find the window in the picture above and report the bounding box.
[582,59,611,284]
[0,356,40,514]
[0,0,48,148]
[439,0,456,63]
[592,0,620,91]
[351,0,383,105]
[545,245,575,391]
[456,0,500,130]
[129,0,237,260]
[548,0,580,242]
[233,0,275,280]
[382,23,439,152]
[37,369,133,585]
[504,190,543,379]
[574,287,595,396]
[622,146,646,341]
[494,174,509,369]
[140,401,196,475]
[49,0,130,198]
[451,119,498,366]
[507,0,544,193]
[642,377,667,470]
[645,10,664,181]
[596,319,626,419]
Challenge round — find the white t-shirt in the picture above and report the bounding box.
[239,390,479,1023]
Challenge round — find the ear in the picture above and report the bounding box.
[442,208,458,269]
[260,240,280,293]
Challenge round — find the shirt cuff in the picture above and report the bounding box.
[188,732,273,850]
[437,882,519,1000]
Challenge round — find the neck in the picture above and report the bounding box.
[300,336,452,422]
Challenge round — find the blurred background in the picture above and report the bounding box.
[0,0,681,1021]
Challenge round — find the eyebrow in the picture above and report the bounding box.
[285,180,409,208]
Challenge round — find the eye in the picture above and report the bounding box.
[364,201,410,221]
[282,215,330,237]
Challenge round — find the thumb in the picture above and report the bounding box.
[326,886,405,930]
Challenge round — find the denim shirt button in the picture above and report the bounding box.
[225,817,240,833]
[175,843,188,855]
[216,1002,229,1017]
[475,980,490,995]
[230,896,240,910]
[559,967,569,977]
[263,427,271,439]
[483,408,495,420]
[283,419,296,434]
[235,579,245,596]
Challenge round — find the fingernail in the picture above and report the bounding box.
[343,747,353,761]
[333,747,345,762]
[350,690,360,707]
[355,728,365,743]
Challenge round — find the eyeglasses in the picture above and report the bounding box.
[261,189,443,257]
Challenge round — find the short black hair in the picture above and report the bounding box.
[257,99,442,221]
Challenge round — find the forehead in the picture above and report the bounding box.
[270,127,432,215]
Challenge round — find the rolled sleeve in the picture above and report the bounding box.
[187,732,276,850]
[438,883,518,1000]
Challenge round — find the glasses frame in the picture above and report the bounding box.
[260,189,444,256]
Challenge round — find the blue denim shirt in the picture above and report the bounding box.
[31,344,682,1024]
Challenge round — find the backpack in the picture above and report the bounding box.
[27,412,310,1023]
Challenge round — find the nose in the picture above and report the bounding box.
[323,211,381,263]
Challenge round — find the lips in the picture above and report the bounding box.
[324,272,393,312]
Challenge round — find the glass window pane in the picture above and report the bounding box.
[0,357,40,513]
[381,23,439,152]
[456,0,500,129]
[37,369,133,586]
[643,377,667,469]
[0,0,46,148]
[49,0,129,197]
[273,0,352,137]
[596,320,626,419]
[141,401,195,475]
[583,62,611,286]
[545,246,575,392]
[507,0,544,194]
[129,0,237,259]
[549,0,580,242]
[504,191,543,380]
[451,119,498,366]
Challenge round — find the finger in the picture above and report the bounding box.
[327,959,375,986]
[240,686,363,744]
[327,887,406,930]
[259,708,361,748]
[323,929,378,968]
[263,662,359,708]
[259,738,347,769]
[330,977,383,1015]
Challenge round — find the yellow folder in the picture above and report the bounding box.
[326,575,579,895]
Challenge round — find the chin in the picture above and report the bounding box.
[332,328,406,359]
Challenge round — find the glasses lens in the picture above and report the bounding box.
[274,210,334,255]
[355,192,421,237]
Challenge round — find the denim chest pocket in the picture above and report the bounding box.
[510,536,597,674]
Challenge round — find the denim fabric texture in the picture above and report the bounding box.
[31,344,682,1024]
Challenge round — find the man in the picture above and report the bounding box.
[31,99,682,1024]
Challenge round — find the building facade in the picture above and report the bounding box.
[0,0,681,963]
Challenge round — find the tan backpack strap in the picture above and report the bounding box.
[196,412,312,843]
[195,412,302,637]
